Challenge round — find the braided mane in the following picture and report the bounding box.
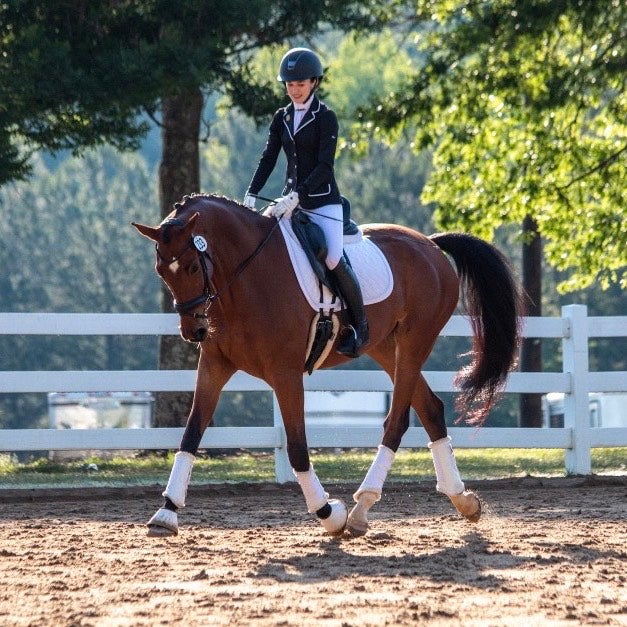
[159,193,246,242]
[172,193,244,215]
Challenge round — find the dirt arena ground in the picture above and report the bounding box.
[0,476,625,626]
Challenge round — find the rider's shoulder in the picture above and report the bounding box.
[317,103,338,126]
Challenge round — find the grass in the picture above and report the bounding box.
[0,448,625,489]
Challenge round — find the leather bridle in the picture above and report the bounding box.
[155,236,216,319]
[155,216,282,320]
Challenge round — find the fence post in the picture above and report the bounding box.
[562,305,591,474]
[273,393,294,483]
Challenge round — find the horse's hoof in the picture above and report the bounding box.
[345,515,368,537]
[320,499,348,537]
[346,491,379,537]
[449,490,482,523]
[147,507,179,537]
[147,524,178,537]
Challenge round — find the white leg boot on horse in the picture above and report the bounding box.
[347,445,395,537]
[428,436,481,522]
[147,451,195,537]
[294,465,347,536]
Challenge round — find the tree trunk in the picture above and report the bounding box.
[519,215,543,428]
[155,88,203,428]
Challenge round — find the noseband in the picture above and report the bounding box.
[155,234,216,319]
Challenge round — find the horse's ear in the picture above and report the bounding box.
[184,212,200,231]
[132,222,160,242]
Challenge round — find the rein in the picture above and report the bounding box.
[156,215,283,319]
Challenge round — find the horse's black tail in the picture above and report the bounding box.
[431,232,524,425]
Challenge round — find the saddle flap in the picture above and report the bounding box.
[279,216,394,314]
[290,212,334,291]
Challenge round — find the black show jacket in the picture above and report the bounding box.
[247,96,342,210]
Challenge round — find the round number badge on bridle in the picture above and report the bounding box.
[193,235,208,252]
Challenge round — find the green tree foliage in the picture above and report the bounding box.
[361,0,626,292]
[201,109,287,200]
[324,30,415,118]
[324,31,434,229]
[0,148,160,315]
[0,0,393,187]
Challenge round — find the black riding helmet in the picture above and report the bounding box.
[277,47,323,82]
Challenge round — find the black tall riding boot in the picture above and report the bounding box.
[331,258,369,358]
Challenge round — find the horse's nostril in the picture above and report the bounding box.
[194,327,208,342]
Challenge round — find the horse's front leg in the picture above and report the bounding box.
[274,377,348,537]
[147,353,235,537]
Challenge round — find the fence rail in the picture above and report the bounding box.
[1,305,626,481]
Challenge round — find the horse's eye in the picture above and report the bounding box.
[190,263,200,275]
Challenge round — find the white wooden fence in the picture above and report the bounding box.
[1,304,625,481]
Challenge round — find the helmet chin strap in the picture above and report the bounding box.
[308,78,321,99]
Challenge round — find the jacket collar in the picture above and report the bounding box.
[283,96,322,138]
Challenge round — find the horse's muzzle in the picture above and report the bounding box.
[179,321,208,343]
[190,327,208,342]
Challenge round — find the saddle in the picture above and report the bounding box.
[290,197,360,374]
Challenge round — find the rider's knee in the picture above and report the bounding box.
[326,251,343,270]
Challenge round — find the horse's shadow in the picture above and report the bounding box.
[252,530,623,589]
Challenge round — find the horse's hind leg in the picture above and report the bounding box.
[347,367,480,536]
[412,374,481,522]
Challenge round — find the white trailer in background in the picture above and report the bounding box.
[47,392,154,459]
[48,391,154,429]
[304,391,398,428]
[544,392,627,428]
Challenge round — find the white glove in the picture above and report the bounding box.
[265,191,299,219]
[243,193,256,210]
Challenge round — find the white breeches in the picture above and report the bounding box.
[303,203,343,269]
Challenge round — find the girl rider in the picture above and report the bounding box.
[243,47,368,358]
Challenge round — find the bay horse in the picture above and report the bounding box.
[133,193,522,538]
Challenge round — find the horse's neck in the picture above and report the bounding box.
[203,205,271,296]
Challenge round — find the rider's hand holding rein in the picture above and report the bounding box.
[264,191,299,219]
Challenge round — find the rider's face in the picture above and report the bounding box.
[286,79,316,104]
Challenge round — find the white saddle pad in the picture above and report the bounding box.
[279,218,394,313]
